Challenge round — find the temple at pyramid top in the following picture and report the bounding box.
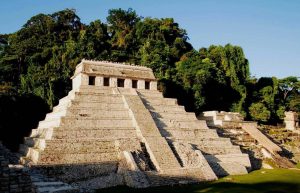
[71,59,158,91]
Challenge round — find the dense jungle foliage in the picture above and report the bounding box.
[0,9,299,149]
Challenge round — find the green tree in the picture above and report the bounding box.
[279,76,300,112]
[136,17,192,77]
[249,102,271,122]
[106,8,141,62]
[174,50,239,113]
[207,44,250,113]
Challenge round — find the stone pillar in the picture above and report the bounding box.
[138,80,145,89]
[284,111,298,131]
[72,75,80,91]
[110,77,117,87]
[125,79,132,88]
[150,81,157,90]
[72,73,89,90]
[81,74,89,86]
[95,76,103,86]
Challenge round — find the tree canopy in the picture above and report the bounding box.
[0,8,299,124]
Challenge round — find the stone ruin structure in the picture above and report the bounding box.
[19,60,251,190]
[199,111,281,153]
[284,111,299,131]
[0,142,32,193]
[199,111,295,169]
[200,111,244,127]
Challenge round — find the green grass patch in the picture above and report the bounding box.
[98,169,300,193]
[297,163,300,169]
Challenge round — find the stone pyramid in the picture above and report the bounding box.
[20,60,251,189]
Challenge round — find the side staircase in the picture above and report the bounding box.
[260,126,300,163]
[213,123,295,169]
[137,89,251,176]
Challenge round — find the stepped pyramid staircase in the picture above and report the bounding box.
[213,125,264,169]
[19,60,251,190]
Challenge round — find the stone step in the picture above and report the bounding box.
[138,92,163,98]
[29,128,54,140]
[161,127,210,131]
[42,139,117,153]
[150,112,197,121]
[52,103,70,112]
[78,85,114,93]
[29,169,80,193]
[37,152,119,164]
[148,105,186,113]
[24,145,119,164]
[176,138,233,146]
[73,92,123,102]
[55,126,136,131]
[34,181,77,193]
[21,137,142,163]
[38,117,133,129]
[24,138,46,150]
[53,100,126,112]
[198,145,242,155]
[67,104,126,111]
[45,110,67,120]
[38,119,61,129]
[171,120,209,129]
[137,89,162,95]
[71,99,124,107]
[30,128,39,137]
[205,153,251,168]
[207,161,248,176]
[22,147,41,163]
[60,117,133,128]
[26,129,138,148]
[57,91,124,106]
[232,142,256,147]
[145,167,217,186]
[161,128,219,139]
[46,111,130,121]
[155,118,208,130]
[57,95,73,106]
[66,109,129,118]
[51,129,137,139]
[29,127,136,140]
[143,98,177,105]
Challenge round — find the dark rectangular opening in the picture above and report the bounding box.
[104,77,110,86]
[117,78,125,87]
[145,81,150,90]
[88,76,96,85]
[132,80,138,88]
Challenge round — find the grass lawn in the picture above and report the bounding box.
[98,169,300,193]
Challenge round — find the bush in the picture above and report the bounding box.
[249,102,271,123]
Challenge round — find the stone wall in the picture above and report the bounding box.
[200,111,281,154]
[0,142,32,193]
[198,111,244,127]
[284,111,299,131]
[71,59,158,91]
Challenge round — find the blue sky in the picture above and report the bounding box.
[0,0,299,78]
